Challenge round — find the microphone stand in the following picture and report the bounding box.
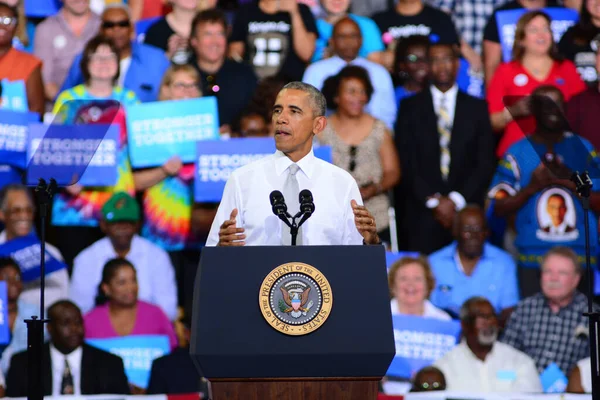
[25,178,56,400]
[571,171,599,400]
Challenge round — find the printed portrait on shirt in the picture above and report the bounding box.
[536,187,578,241]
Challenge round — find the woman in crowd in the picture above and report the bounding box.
[319,65,400,245]
[0,257,44,375]
[133,64,204,313]
[84,258,178,349]
[144,0,216,62]
[0,1,44,114]
[487,10,585,158]
[388,256,451,320]
[51,35,138,267]
[3,0,33,53]
[559,0,600,84]
[392,35,430,109]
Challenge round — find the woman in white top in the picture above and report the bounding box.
[567,357,592,393]
[388,256,451,321]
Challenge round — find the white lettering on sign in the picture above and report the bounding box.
[197,153,270,182]
[109,347,166,370]
[248,21,290,34]
[131,114,215,148]
[29,138,117,167]
[393,329,457,362]
[0,123,27,152]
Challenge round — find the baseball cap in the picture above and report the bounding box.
[101,192,140,223]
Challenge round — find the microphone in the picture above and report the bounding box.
[297,189,315,228]
[270,191,292,226]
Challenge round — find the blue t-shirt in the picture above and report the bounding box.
[488,134,600,268]
[313,14,384,62]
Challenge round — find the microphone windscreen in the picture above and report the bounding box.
[270,190,284,205]
[299,189,313,203]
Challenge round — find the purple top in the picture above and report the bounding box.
[84,300,178,350]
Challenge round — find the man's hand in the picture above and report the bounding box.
[433,196,456,229]
[65,183,83,197]
[166,33,187,59]
[162,156,183,177]
[351,200,380,244]
[217,209,246,246]
[529,163,556,192]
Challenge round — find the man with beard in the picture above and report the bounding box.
[69,192,177,320]
[434,297,542,392]
[501,247,600,377]
[428,205,518,319]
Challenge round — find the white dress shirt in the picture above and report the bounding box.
[389,299,451,321]
[302,56,397,130]
[50,344,82,396]
[207,149,365,246]
[0,230,69,310]
[577,357,592,393]
[70,235,178,320]
[434,341,543,393]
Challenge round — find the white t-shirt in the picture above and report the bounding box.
[577,357,592,393]
[118,56,132,87]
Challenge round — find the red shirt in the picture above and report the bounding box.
[487,60,586,158]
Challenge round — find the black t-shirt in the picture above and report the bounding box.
[144,17,175,52]
[230,3,318,81]
[191,59,258,126]
[372,5,460,49]
[558,25,600,84]
[483,0,560,43]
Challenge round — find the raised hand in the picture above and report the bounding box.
[217,208,246,246]
[351,200,380,245]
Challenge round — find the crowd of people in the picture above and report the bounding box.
[0,0,599,396]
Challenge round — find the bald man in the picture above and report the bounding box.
[302,17,396,129]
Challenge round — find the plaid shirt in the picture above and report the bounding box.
[500,292,597,376]
[426,0,508,53]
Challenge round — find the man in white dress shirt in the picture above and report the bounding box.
[70,192,178,320]
[434,297,542,393]
[302,17,396,129]
[0,184,69,308]
[207,82,380,247]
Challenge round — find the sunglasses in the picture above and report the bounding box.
[102,20,130,29]
[349,145,357,172]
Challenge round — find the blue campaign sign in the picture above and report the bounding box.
[194,137,333,202]
[135,17,162,43]
[0,234,67,282]
[2,79,28,112]
[86,335,170,389]
[457,59,484,99]
[386,315,461,379]
[25,123,119,187]
[126,97,220,168]
[24,0,61,17]
[540,362,568,393]
[0,109,39,169]
[0,165,22,188]
[0,282,9,345]
[496,8,578,62]
[386,251,420,270]
[595,269,600,295]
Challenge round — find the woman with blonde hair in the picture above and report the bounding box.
[388,256,451,320]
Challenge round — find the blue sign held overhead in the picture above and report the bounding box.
[496,8,578,62]
[0,234,67,283]
[0,282,9,345]
[126,97,220,168]
[194,138,332,203]
[86,335,170,389]
[386,315,461,379]
[25,123,119,187]
[1,79,28,112]
[0,109,40,169]
[540,362,568,393]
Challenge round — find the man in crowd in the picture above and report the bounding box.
[302,17,396,129]
[33,0,101,103]
[0,184,69,308]
[6,300,130,396]
[501,247,598,376]
[207,82,381,246]
[489,85,600,297]
[395,41,495,254]
[410,366,446,392]
[435,297,542,392]
[61,4,170,102]
[429,205,519,319]
[189,9,257,133]
[70,192,177,320]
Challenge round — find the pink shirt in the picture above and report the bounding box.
[84,300,178,350]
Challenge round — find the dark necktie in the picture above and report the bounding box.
[60,358,74,395]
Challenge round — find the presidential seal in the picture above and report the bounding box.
[259,262,332,336]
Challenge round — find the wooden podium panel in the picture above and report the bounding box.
[209,377,379,400]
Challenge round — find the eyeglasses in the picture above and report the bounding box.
[102,20,130,29]
[88,53,118,63]
[4,206,34,216]
[171,81,199,91]
[414,381,443,391]
[0,16,16,27]
[349,145,357,172]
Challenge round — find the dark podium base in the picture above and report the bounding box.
[208,377,379,400]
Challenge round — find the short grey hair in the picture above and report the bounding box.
[102,3,132,19]
[459,296,491,322]
[282,81,327,117]
[0,184,33,211]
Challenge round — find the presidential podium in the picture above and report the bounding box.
[190,245,395,400]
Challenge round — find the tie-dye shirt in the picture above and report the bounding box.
[50,85,138,227]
